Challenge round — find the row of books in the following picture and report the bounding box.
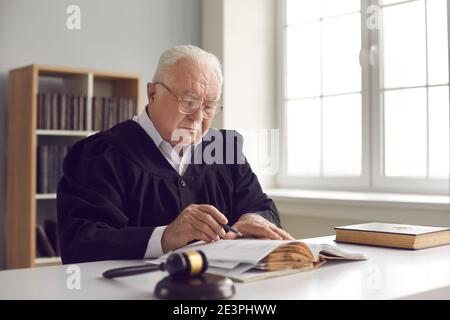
[36,219,60,257]
[37,145,69,194]
[37,93,137,131]
[37,93,87,131]
[92,96,136,131]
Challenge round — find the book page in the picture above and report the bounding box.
[161,239,294,264]
[147,239,367,272]
[335,222,450,235]
[306,243,368,261]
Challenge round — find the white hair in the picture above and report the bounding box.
[152,45,223,88]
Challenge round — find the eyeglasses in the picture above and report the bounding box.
[154,82,222,119]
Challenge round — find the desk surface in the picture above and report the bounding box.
[1,236,449,300]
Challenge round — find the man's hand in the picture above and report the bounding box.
[161,204,228,253]
[222,214,294,240]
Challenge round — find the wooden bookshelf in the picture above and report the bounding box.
[6,65,140,269]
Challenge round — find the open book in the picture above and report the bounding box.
[149,239,367,283]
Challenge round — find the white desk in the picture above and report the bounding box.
[0,236,449,300]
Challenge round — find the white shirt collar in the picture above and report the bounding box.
[134,107,165,148]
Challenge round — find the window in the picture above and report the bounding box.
[279,0,449,195]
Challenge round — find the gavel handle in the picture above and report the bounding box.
[103,263,164,279]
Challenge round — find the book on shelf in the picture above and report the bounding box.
[36,220,60,258]
[44,220,61,256]
[335,222,450,250]
[44,93,51,129]
[92,96,102,131]
[81,96,87,130]
[37,145,69,194]
[149,239,367,283]
[36,93,90,131]
[37,145,49,194]
[51,94,58,130]
[72,95,79,131]
[36,224,56,257]
[91,95,136,131]
[66,94,74,130]
[59,93,66,130]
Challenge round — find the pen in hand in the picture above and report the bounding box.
[221,223,243,237]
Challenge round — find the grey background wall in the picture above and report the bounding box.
[0,0,201,269]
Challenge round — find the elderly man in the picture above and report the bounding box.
[57,45,293,263]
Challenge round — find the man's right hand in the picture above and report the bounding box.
[161,204,228,253]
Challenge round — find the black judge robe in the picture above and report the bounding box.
[57,120,282,264]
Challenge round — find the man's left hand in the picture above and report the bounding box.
[222,214,294,240]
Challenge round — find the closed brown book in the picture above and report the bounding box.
[73,95,80,130]
[335,222,450,250]
[44,93,52,129]
[37,93,44,129]
[51,94,58,130]
[59,93,66,130]
[66,95,73,130]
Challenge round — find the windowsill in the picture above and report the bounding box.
[265,188,450,211]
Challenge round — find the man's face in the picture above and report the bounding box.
[147,59,221,147]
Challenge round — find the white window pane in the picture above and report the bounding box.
[286,0,320,25]
[322,13,361,95]
[429,86,449,179]
[322,94,362,176]
[286,23,321,98]
[382,1,427,88]
[427,0,449,85]
[321,0,360,18]
[287,99,321,176]
[384,88,427,177]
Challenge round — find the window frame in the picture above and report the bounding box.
[277,0,450,195]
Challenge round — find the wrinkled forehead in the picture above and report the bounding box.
[164,59,221,99]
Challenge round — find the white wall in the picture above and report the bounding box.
[0,0,201,269]
[202,0,224,130]
[281,215,367,239]
[202,0,277,188]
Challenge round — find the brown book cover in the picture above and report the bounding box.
[51,94,58,130]
[128,98,136,119]
[44,93,51,130]
[59,93,66,130]
[37,145,49,194]
[117,97,125,123]
[48,145,57,193]
[73,95,80,131]
[109,97,117,128]
[93,96,101,131]
[37,93,44,129]
[81,96,87,130]
[335,222,450,250]
[102,97,109,130]
[66,95,73,130]
[92,96,97,131]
